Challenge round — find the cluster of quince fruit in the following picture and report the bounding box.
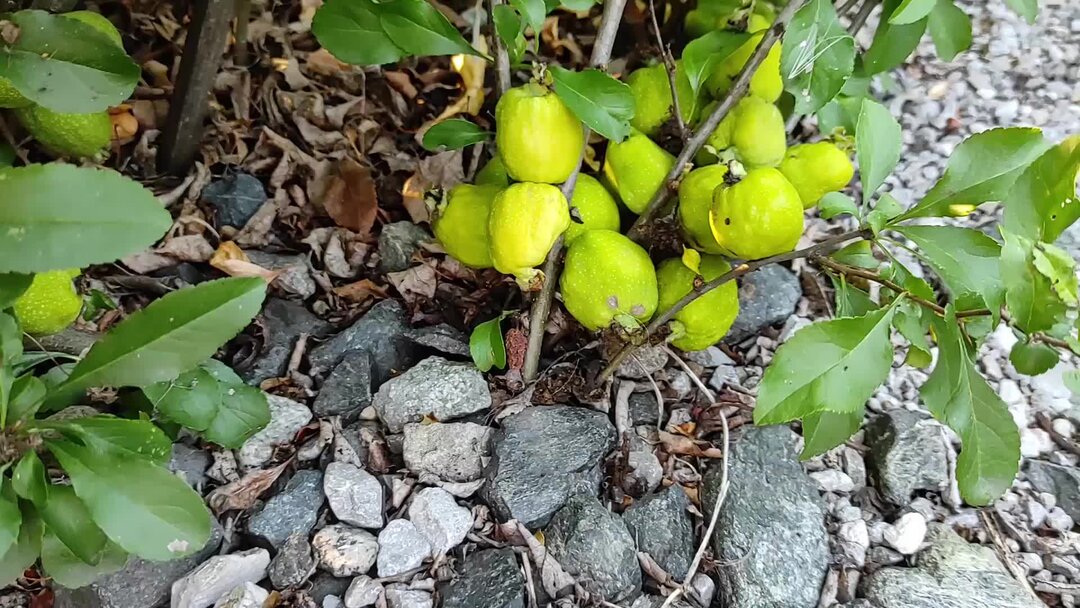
[431,0,854,352]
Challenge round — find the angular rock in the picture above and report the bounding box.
[237,394,312,469]
[324,462,384,529]
[865,410,949,504]
[861,524,1044,607]
[883,512,928,556]
[212,583,269,608]
[313,350,374,422]
[544,493,641,603]
[438,548,524,608]
[404,324,470,358]
[624,437,663,496]
[308,574,352,606]
[724,265,801,343]
[268,533,316,590]
[384,585,433,608]
[247,251,317,299]
[171,548,270,608]
[402,422,491,482]
[313,525,380,577]
[377,519,431,577]
[622,486,694,577]
[203,173,267,229]
[372,356,491,432]
[378,222,431,273]
[482,405,617,528]
[701,427,829,608]
[1024,459,1080,522]
[170,443,211,490]
[628,392,660,427]
[248,469,325,550]
[308,299,419,384]
[616,345,668,379]
[407,487,473,556]
[344,576,382,608]
[241,298,333,385]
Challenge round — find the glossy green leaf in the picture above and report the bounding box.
[380,0,481,58]
[509,0,547,32]
[894,304,932,364]
[0,164,171,274]
[470,314,508,372]
[311,0,405,65]
[755,303,897,425]
[0,313,20,365]
[832,276,877,318]
[896,225,1004,313]
[781,0,856,114]
[927,0,972,61]
[1000,231,1067,334]
[819,192,859,219]
[1004,0,1037,24]
[43,416,173,465]
[0,488,20,558]
[801,409,863,459]
[1010,340,1059,376]
[817,95,864,136]
[6,375,46,424]
[1002,136,1080,243]
[0,10,139,113]
[681,30,752,94]
[11,451,48,507]
[867,193,905,233]
[47,439,211,561]
[831,241,878,269]
[0,274,32,310]
[492,5,526,64]
[856,99,902,206]
[1033,242,1078,306]
[890,0,937,24]
[549,66,634,142]
[865,0,928,74]
[40,485,107,565]
[40,530,127,588]
[0,507,40,587]
[896,128,1048,221]
[922,309,1020,505]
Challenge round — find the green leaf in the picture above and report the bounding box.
[43,416,173,465]
[48,278,265,408]
[856,99,902,206]
[1003,0,1037,24]
[144,366,219,431]
[1010,340,1059,376]
[896,225,1004,313]
[47,438,211,561]
[1033,242,1079,306]
[6,375,45,424]
[40,485,107,565]
[896,128,1048,222]
[922,309,1020,505]
[0,313,20,365]
[40,530,127,589]
[560,0,596,9]
[11,451,48,507]
[509,0,547,32]
[865,0,928,74]
[470,314,508,372]
[379,0,481,58]
[1000,231,1067,334]
[492,5,525,64]
[0,274,32,310]
[831,241,878,269]
[816,95,864,136]
[0,164,172,274]
[867,193,905,233]
[0,10,139,113]
[801,409,863,459]
[927,0,972,61]
[0,507,40,587]
[311,0,405,65]
[549,66,634,142]
[819,192,859,219]
[894,302,932,364]
[1001,136,1080,243]
[781,0,856,114]
[755,303,898,425]
[681,30,753,94]
[889,0,937,24]
[0,488,20,558]
[832,276,877,318]
[0,142,14,168]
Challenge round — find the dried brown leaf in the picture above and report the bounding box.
[387,263,437,303]
[320,159,379,235]
[206,461,289,514]
[334,279,389,304]
[210,241,282,282]
[658,431,724,458]
[157,234,214,262]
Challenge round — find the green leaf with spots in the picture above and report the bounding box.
[781,0,856,114]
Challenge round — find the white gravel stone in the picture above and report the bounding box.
[344,575,382,608]
[407,487,473,556]
[402,422,490,482]
[837,519,870,567]
[1021,428,1056,458]
[1046,507,1075,532]
[212,583,269,608]
[313,525,380,577]
[237,395,311,469]
[810,469,855,493]
[172,549,270,608]
[324,462,384,529]
[377,520,431,577]
[883,513,928,556]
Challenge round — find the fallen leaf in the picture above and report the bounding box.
[658,431,724,458]
[157,234,214,262]
[109,106,139,144]
[401,174,431,224]
[210,241,281,282]
[387,263,437,303]
[417,44,488,139]
[334,278,389,303]
[206,461,289,514]
[320,158,379,235]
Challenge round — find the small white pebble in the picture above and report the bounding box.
[883,513,928,555]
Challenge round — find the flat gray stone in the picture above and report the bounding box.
[628,392,660,427]
[171,548,270,608]
[372,356,491,432]
[344,576,382,608]
[866,410,949,504]
[408,487,472,556]
[237,394,312,469]
[378,222,431,273]
[377,519,431,577]
[313,350,374,422]
[701,426,829,608]
[482,405,616,528]
[1024,459,1080,522]
[170,443,211,491]
[724,265,801,343]
[203,173,266,229]
[324,462,384,529]
[544,493,641,603]
[385,585,433,608]
[622,486,694,578]
[248,469,325,550]
[438,548,524,608]
[268,533,316,590]
[212,582,269,608]
[308,299,419,385]
[242,298,333,385]
[313,525,380,578]
[402,422,491,482]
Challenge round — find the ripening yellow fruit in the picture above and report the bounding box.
[565,174,621,244]
[14,106,112,159]
[778,142,855,208]
[656,255,739,351]
[627,62,704,136]
[432,184,503,268]
[706,33,783,103]
[710,167,803,260]
[678,164,729,254]
[14,270,83,336]
[603,129,676,214]
[729,96,787,168]
[475,155,510,186]
[489,182,571,289]
[560,230,658,331]
[495,83,584,184]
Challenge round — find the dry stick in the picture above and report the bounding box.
[837,0,863,15]
[648,0,688,140]
[233,0,251,65]
[490,0,513,96]
[847,0,878,37]
[522,0,630,381]
[627,0,808,240]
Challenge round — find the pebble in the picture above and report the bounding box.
[883,513,928,556]
[268,533,316,589]
[171,549,270,608]
[248,469,325,550]
[313,525,380,577]
[344,576,382,608]
[407,487,473,556]
[810,469,855,493]
[371,356,492,432]
[1046,507,1075,532]
[690,574,715,607]
[384,585,434,608]
[402,422,491,482]
[837,520,870,568]
[438,548,524,608]
[212,583,269,608]
[682,346,734,368]
[237,394,312,469]
[616,345,669,379]
[377,520,431,578]
[324,462,384,529]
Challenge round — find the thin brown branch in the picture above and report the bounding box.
[489,0,513,96]
[648,0,688,140]
[233,0,251,65]
[838,0,863,15]
[847,0,877,37]
[627,0,807,240]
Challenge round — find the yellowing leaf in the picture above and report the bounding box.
[681,247,702,275]
[210,242,280,282]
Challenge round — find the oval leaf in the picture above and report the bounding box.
[509,0,546,33]
[312,0,406,66]
[41,531,127,589]
[469,315,507,372]
[889,0,937,25]
[927,0,972,61]
[0,507,40,587]
[864,0,928,75]
[39,485,108,565]
[11,451,48,507]
[681,30,752,94]
[781,0,856,114]
[1002,136,1080,243]
[549,66,634,142]
[422,118,492,151]
[379,0,481,58]
[856,99,902,206]
[898,225,1004,314]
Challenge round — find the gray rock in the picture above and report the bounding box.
[377,519,431,577]
[237,394,312,469]
[616,345,668,379]
[384,585,433,608]
[308,300,419,385]
[53,521,223,608]
[628,392,660,427]
[1024,459,1080,522]
[378,222,431,273]
[313,350,374,422]
[701,427,829,608]
[313,525,380,577]
[308,574,353,606]
[438,548,524,608]
[324,462,384,529]
[624,438,663,495]
[344,576,382,608]
[241,298,333,385]
[248,469,325,550]
[203,173,267,228]
[724,265,802,343]
[170,443,211,490]
[268,533,316,590]
[403,422,491,482]
[247,251,316,299]
[404,324,470,358]
[372,356,491,432]
[861,524,1044,608]
[482,405,617,528]
[622,486,694,578]
[171,548,270,608]
[866,410,949,504]
[407,487,473,556]
[212,583,269,608]
[544,493,641,603]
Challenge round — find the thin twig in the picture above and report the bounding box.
[522,0,629,382]
[627,0,808,240]
[489,0,513,96]
[838,0,862,15]
[233,0,251,65]
[847,0,877,37]
[648,0,688,140]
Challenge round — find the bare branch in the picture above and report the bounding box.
[648,0,688,140]
[489,0,512,96]
[847,0,877,37]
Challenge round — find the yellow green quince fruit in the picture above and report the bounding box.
[678,164,730,254]
[432,184,503,268]
[778,142,855,208]
[627,62,703,136]
[603,129,676,214]
[489,182,571,289]
[560,230,658,331]
[729,96,786,168]
[706,33,783,103]
[475,155,510,186]
[64,10,124,47]
[0,80,31,109]
[565,174,621,244]
[495,83,584,184]
[14,270,83,336]
[14,105,112,160]
[710,166,803,260]
[656,255,739,351]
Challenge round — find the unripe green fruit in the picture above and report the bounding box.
[475,155,510,186]
[14,105,112,159]
[433,184,502,268]
[779,142,855,208]
[678,164,729,254]
[565,174,621,244]
[603,129,676,214]
[495,83,584,184]
[707,34,783,103]
[64,10,124,47]
[694,100,738,164]
[489,182,571,289]
[627,62,702,137]
[0,80,30,109]
[730,96,786,168]
[656,255,739,351]
[710,167,803,260]
[560,230,658,331]
[14,270,83,336]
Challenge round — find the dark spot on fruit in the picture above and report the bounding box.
[724,217,731,225]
